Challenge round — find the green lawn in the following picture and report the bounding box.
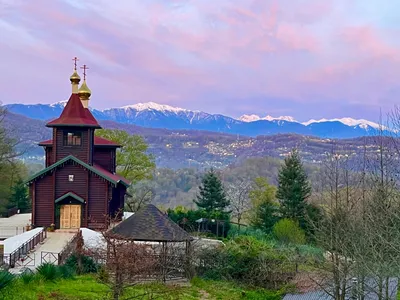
[1,275,283,300]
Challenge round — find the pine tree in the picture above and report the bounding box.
[277,149,311,228]
[9,178,30,213]
[194,169,229,214]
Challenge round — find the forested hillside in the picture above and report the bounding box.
[129,156,320,208]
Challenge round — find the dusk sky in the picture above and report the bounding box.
[1,0,400,121]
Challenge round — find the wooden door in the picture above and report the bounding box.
[60,205,71,229]
[70,205,81,229]
[60,205,81,229]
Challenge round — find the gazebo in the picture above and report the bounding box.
[110,204,194,282]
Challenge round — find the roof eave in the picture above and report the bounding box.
[24,155,123,187]
[55,192,85,204]
[46,123,101,129]
[117,180,131,188]
[95,144,121,148]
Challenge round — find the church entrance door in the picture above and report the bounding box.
[60,205,81,229]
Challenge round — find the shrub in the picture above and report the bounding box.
[96,266,110,283]
[273,219,306,245]
[58,265,75,279]
[65,254,98,274]
[297,244,324,265]
[196,235,295,289]
[19,269,36,284]
[0,271,14,290]
[36,263,60,281]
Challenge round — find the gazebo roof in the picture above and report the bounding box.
[111,204,193,242]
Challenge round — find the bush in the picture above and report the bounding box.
[19,269,36,284]
[196,235,295,289]
[65,254,98,274]
[37,263,60,281]
[297,244,324,265]
[273,219,306,245]
[58,265,75,279]
[0,271,14,290]
[96,266,110,283]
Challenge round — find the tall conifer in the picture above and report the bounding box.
[277,149,311,228]
[195,169,229,213]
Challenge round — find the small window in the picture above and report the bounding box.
[68,175,74,182]
[63,132,82,146]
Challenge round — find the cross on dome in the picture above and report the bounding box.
[80,64,89,81]
[72,57,79,70]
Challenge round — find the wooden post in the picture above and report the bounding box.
[32,181,36,226]
[52,170,56,225]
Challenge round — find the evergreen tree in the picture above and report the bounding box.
[276,149,311,228]
[194,169,229,213]
[9,178,30,213]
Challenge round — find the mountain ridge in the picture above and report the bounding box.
[4,101,384,139]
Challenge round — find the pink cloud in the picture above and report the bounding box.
[1,0,400,120]
[340,26,400,59]
[275,23,320,52]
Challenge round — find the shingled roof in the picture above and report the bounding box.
[111,204,193,242]
[46,93,100,128]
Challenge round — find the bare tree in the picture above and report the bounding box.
[226,179,252,229]
[125,184,155,212]
[311,148,362,300]
[85,214,194,300]
[86,230,158,300]
[357,125,400,300]
[311,123,400,299]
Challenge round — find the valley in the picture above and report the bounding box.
[5,111,385,170]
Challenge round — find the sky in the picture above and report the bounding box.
[1,0,400,121]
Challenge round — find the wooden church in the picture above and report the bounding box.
[26,60,130,230]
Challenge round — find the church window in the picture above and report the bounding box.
[64,132,82,146]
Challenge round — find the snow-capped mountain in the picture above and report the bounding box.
[4,101,386,139]
[302,118,382,130]
[240,114,382,130]
[121,102,195,113]
[239,114,297,123]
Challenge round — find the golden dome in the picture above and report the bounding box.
[78,80,91,99]
[70,70,81,84]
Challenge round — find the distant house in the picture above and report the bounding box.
[25,63,130,230]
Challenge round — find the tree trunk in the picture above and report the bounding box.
[385,277,389,300]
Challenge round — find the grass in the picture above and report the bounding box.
[1,274,284,300]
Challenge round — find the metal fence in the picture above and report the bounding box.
[58,231,80,265]
[5,229,46,268]
[40,231,81,266]
[40,251,59,265]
